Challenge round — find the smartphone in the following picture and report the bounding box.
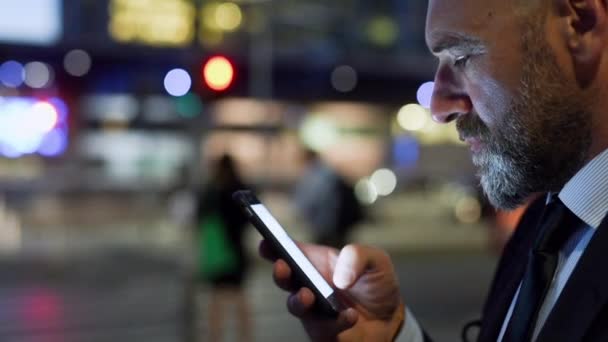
[232,190,345,317]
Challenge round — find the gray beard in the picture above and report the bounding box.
[471,108,591,211]
[474,150,529,210]
[463,20,592,211]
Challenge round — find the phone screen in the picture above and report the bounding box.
[250,204,334,298]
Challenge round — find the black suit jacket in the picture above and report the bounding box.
[476,197,608,341]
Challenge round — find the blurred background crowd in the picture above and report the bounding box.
[0,0,526,341]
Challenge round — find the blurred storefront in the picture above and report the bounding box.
[0,0,488,231]
[0,2,502,340]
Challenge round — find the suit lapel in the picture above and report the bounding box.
[478,257,527,341]
[537,216,608,341]
[479,198,547,341]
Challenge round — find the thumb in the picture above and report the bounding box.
[332,244,388,290]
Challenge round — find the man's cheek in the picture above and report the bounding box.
[467,73,515,125]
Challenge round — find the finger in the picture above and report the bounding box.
[328,308,359,334]
[286,289,358,329]
[259,239,279,261]
[287,288,359,339]
[303,308,359,339]
[332,244,390,290]
[296,242,339,268]
[261,240,338,268]
[287,287,316,317]
[293,242,339,283]
[334,308,359,332]
[273,259,297,292]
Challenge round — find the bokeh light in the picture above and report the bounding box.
[416,81,434,109]
[164,68,192,97]
[48,97,68,122]
[199,28,225,46]
[38,129,68,157]
[24,62,53,88]
[6,133,43,155]
[203,56,234,91]
[22,288,62,324]
[64,49,92,77]
[331,65,358,93]
[29,102,58,133]
[366,16,399,47]
[355,178,379,205]
[215,2,243,31]
[397,104,429,132]
[299,115,339,152]
[393,135,420,169]
[1,145,22,158]
[0,98,68,158]
[109,0,196,47]
[370,169,398,196]
[0,61,25,88]
[176,92,203,118]
[201,3,220,29]
[454,196,482,224]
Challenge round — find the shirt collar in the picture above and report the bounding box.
[558,148,608,229]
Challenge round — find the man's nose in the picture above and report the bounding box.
[430,68,472,124]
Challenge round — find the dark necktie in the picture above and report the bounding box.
[502,196,581,342]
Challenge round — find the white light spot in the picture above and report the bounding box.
[355,178,378,205]
[28,102,58,133]
[416,81,434,109]
[300,115,339,152]
[64,49,92,77]
[331,65,358,93]
[164,68,192,97]
[24,62,53,88]
[370,169,397,196]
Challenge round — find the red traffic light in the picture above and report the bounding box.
[202,56,235,92]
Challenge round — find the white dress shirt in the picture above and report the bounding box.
[399,148,608,342]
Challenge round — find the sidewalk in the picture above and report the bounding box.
[0,190,494,341]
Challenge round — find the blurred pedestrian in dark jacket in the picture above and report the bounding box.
[294,149,363,249]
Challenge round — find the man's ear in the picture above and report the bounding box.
[555,0,607,85]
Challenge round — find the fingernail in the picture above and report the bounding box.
[333,270,355,289]
[298,289,306,302]
[345,308,357,324]
[288,294,299,309]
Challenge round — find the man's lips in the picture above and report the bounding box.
[463,137,483,153]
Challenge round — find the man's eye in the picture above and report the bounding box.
[454,55,470,68]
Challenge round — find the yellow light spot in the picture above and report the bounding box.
[202,3,221,30]
[108,0,195,47]
[397,104,429,131]
[366,16,399,47]
[215,2,243,31]
[203,56,234,91]
[455,196,482,224]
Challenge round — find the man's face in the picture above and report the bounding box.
[426,0,592,210]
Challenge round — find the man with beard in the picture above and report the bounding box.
[261,0,608,341]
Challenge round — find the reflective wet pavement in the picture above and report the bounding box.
[0,245,496,341]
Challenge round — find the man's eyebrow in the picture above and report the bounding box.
[428,32,486,54]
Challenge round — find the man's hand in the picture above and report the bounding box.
[259,240,404,341]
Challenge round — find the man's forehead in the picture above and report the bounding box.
[426,0,499,32]
[425,0,509,50]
